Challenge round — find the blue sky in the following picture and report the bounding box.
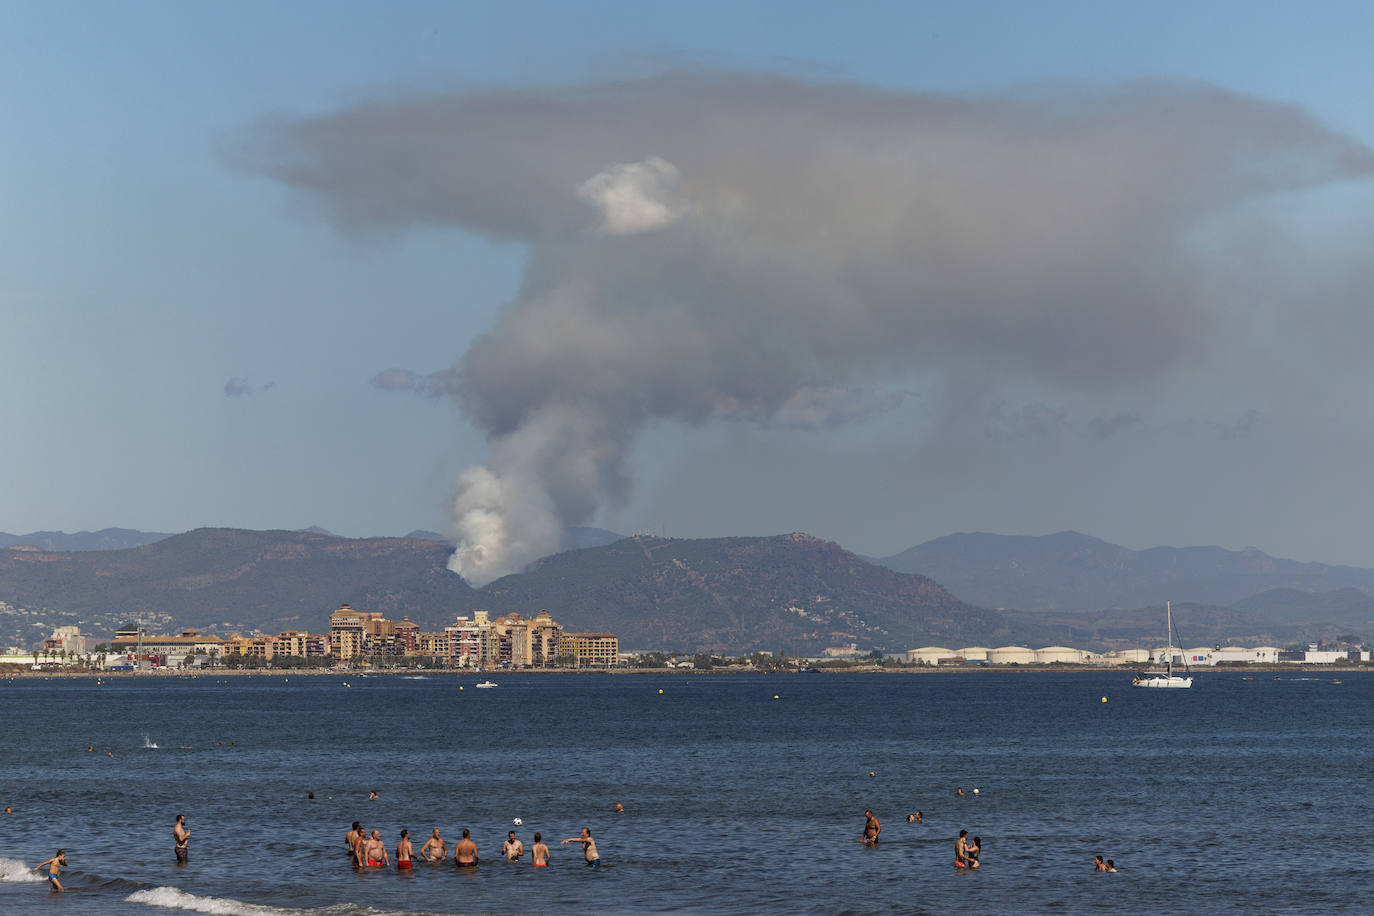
[4,1,1374,569]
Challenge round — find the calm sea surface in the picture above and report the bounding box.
[2,670,1371,914]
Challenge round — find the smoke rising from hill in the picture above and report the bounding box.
[244,74,1374,584]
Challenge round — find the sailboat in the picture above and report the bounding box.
[1131,601,1193,689]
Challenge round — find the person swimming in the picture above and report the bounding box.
[1094,855,1106,871]
[34,849,67,892]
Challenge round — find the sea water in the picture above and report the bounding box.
[1,671,1372,914]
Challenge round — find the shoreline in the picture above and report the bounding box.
[3,663,1370,679]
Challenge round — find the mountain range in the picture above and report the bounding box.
[876,530,1374,614]
[3,526,1374,652]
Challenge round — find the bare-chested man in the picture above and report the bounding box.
[454,828,478,867]
[532,833,549,867]
[33,850,67,892]
[561,827,600,867]
[420,828,447,862]
[502,830,525,861]
[396,829,415,870]
[862,810,881,846]
[174,814,190,864]
[955,829,976,868]
[346,822,364,861]
[364,829,389,867]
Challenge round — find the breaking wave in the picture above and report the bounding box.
[0,857,46,882]
[126,885,435,915]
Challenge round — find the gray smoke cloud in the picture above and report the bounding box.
[241,73,1374,584]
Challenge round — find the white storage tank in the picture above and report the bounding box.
[1212,646,1260,665]
[958,646,990,662]
[1034,646,1083,664]
[1104,648,1151,665]
[905,646,954,665]
[987,645,1035,665]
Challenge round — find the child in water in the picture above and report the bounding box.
[34,850,67,892]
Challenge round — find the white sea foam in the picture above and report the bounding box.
[0,856,46,882]
[127,887,301,915]
[143,733,159,749]
[126,886,429,916]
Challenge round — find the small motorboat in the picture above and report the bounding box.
[475,680,498,689]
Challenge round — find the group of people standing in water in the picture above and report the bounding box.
[346,823,601,870]
[861,805,980,869]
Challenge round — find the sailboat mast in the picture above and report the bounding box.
[1166,601,1172,678]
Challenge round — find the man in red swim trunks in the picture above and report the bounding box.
[364,829,389,867]
[396,829,415,869]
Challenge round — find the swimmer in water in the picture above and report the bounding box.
[966,835,981,868]
[955,787,964,797]
[454,829,478,867]
[532,833,549,867]
[561,827,600,867]
[1106,859,1117,872]
[862,809,881,846]
[503,830,525,860]
[174,814,190,864]
[1094,855,1106,871]
[396,829,415,869]
[364,829,389,867]
[420,828,447,862]
[34,849,66,892]
[614,802,624,813]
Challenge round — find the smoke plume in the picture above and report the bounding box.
[243,74,1374,584]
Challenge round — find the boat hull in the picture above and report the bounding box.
[1131,676,1192,688]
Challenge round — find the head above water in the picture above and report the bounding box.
[401,829,409,838]
[534,833,542,842]
[959,830,968,838]
[353,822,361,831]
[462,829,470,839]
[508,831,516,839]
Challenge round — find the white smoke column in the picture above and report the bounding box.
[577,156,683,234]
[242,76,1374,585]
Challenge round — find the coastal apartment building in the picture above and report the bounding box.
[442,609,566,668]
[97,604,610,669]
[330,603,400,663]
[564,632,620,667]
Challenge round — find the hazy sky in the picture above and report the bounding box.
[4,1,1374,569]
